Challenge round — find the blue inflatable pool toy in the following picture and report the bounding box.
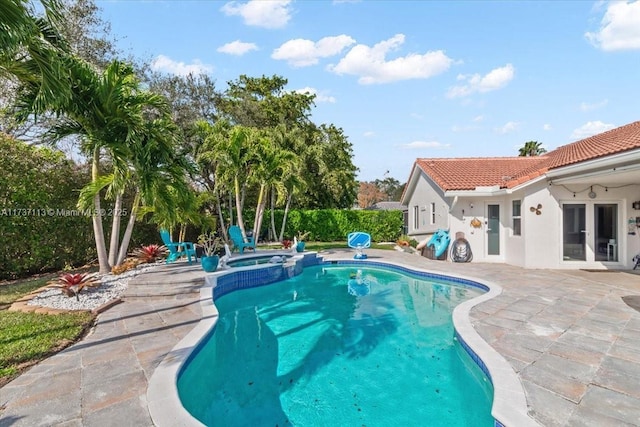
[427,229,451,258]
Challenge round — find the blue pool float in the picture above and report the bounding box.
[428,229,451,258]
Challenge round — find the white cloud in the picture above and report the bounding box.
[472,115,484,122]
[447,64,515,98]
[410,113,424,120]
[571,120,615,139]
[579,99,609,112]
[272,35,355,67]
[495,121,520,134]
[363,131,375,137]
[401,140,450,149]
[585,1,640,51]
[221,0,292,29]
[294,87,336,103]
[543,124,552,131]
[217,40,258,56]
[150,55,213,76]
[328,34,453,84]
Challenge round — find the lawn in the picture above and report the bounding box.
[0,277,95,386]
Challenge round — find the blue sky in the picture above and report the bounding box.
[98,0,640,182]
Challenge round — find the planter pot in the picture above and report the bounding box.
[296,242,306,253]
[201,255,220,272]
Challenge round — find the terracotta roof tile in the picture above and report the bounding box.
[415,121,640,191]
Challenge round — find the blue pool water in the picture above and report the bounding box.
[178,265,494,426]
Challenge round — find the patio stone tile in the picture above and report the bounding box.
[623,316,640,331]
[82,396,153,427]
[593,356,640,399]
[566,317,626,342]
[81,355,142,386]
[82,371,148,412]
[472,322,508,344]
[566,406,638,427]
[491,338,544,365]
[493,308,532,322]
[521,367,588,403]
[521,380,576,427]
[608,341,640,363]
[547,341,607,366]
[555,330,613,353]
[505,299,548,315]
[579,385,640,426]
[482,315,525,331]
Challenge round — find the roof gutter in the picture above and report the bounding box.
[546,149,640,181]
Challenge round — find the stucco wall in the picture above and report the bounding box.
[405,171,449,240]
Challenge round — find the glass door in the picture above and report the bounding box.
[487,204,500,255]
[594,204,618,262]
[563,204,586,261]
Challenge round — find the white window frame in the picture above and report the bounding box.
[430,202,436,225]
[413,205,419,230]
[512,200,521,236]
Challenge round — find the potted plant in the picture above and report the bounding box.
[198,232,222,272]
[296,231,310,252]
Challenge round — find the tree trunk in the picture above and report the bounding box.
[235,175,247,241]
[91,148,110,274]
[270,186,277,242]
[108,193,123,266]
[215,189,228,243]
[116,192,140,265]
[279,192,293,242]
[253,183,267,244]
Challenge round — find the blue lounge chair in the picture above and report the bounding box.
[228,225,256,253]
[160,229,196,264]
[348,231,371,259]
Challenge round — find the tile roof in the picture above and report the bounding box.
[415,120,640,191]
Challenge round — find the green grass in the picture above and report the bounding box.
[0,310,94,383]
[0,277,51,307]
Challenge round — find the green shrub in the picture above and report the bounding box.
[272,209,404,242]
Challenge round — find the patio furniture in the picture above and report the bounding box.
[348,231,371,259]
[159,229,196,264]
[228,225,256,253]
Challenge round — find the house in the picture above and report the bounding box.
[400,120,640,269]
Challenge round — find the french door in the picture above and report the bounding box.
[562,203,618,262]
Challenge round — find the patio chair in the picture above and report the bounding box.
[347,231,371,259]
[159,229,196,264]
[228,225,256,253]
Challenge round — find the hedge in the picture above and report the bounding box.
[0,136,159,280]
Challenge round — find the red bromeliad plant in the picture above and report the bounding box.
[48,273,100,301]
[132,244,167,263]
[282,239,292,249]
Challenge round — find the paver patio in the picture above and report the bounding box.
[1,249,640,426]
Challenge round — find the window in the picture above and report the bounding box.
[512,200,521,236]
[413,205,419,230]
[430,202,436,225]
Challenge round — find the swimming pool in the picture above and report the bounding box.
[177,265,494,426]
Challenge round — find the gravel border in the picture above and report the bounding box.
[26,263,160,311]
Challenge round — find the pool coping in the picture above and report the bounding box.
[146,255,541,427]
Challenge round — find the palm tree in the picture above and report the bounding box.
[20,58,172,273]
[251,131,296,243]
[1,0,72,116]
[518,140,547,157]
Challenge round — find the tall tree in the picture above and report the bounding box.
[518,140,546,157]
[17,58,176,273]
